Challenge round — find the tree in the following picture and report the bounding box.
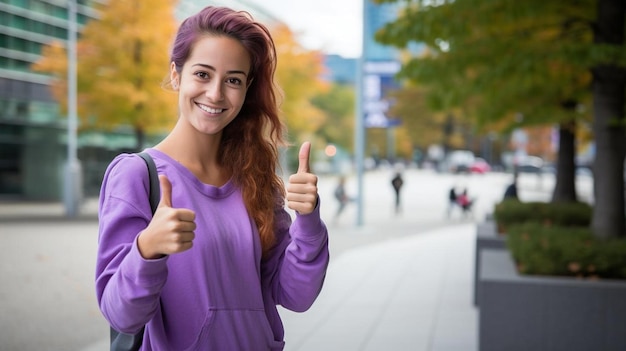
[272,24,329,171]
[376,0,598,201]
[311,83,355,153]
[33,0,179,151]
[385,83,467,152]
[273,24,328,143]
[591,0,626,239]
[376,0,626,238]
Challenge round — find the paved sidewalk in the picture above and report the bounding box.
[279,223,477,351]
[0,198,99,222]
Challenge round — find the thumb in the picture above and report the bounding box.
[158,175,172,208]
[297,141,311,173]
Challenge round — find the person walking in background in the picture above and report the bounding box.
[503,172,519,200]
[333,176,351,223]
[391,172,404,214]
[457,188,474,217]
[447,186,458,218]
[96,6,329,350]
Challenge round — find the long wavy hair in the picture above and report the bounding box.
[170,6,286,255]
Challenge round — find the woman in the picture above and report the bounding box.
[96,6,329,350]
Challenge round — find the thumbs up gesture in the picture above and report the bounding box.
[286,142,319,215]
[137,175,197,259]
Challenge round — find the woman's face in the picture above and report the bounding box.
[171,35,251,136]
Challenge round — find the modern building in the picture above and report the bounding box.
[0,0,280,201]
[322,54,357,85]
[0,0,106,200]
[361,0,419,131]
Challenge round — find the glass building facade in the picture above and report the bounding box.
[0,0,106,200]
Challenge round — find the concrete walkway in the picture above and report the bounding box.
[279,223,477,351]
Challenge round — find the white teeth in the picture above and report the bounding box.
[198,104,223,114]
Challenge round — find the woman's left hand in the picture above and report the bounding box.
[286,141,318,215]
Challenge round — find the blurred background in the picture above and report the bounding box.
[0,0,625,350]
[4,0,620,208]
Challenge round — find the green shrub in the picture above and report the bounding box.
[507,222,626,279]
[494,200,592,232]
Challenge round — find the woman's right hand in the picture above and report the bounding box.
[137,175,196,259]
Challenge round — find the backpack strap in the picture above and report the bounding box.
[137,152,160,215]
[109,152,159,351]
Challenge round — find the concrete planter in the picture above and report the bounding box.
[478,249,626,351]
[473,221,506,306]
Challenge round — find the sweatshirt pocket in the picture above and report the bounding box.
[182,308,284,351]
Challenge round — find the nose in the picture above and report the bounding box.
[205,79,224,102]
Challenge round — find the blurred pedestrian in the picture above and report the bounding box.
[96,6,329,350]
[457,188,474,216]
[391,172,404,214]
[503,172,519,200]
[333,176,351,223]
[447,186,458,218]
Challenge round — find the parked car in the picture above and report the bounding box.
[516,156,544,173]
[445,150,475,173]
[470,158,491,174]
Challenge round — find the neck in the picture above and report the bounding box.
[155,120,229,186]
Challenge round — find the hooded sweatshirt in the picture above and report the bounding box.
[96,149,329,351]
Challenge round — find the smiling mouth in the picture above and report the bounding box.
[196,103,224,114]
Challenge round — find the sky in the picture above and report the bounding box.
[242,0,363,58]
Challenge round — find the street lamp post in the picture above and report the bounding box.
[354,0,369,227]
[64,0,82,218]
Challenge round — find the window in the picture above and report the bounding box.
[12,38,28,52]
[14,59,31,72]
[31,21,46,36]
[8,0,30,9]
[11,15,28,31]
[0,34,8,49]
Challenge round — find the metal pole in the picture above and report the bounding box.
[387,126,395,161]
[354,0,367,226]
[64,0,80,218]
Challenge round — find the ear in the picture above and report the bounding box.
[170,62,180,90]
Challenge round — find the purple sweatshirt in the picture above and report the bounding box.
[96,149,329,350]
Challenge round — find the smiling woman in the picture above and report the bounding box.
[96,6,330,351]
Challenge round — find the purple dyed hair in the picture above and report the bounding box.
[171,6,273,86]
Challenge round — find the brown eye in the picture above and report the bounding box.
[195,71,209,79]
[226,77,243,86]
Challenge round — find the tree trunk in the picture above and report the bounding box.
[591,0,626,239]
[135,127,145,152]
[551,120,578,203]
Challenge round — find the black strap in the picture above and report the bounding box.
[137,152,160,214]
[109,152,159,351]
[110,327,144,351]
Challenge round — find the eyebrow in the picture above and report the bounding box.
[191,63,248,76]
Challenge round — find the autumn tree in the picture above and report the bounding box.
[272,24,329,170]
[33,0,178,151]
[376,0,625,237]
[273,24,328,143]
[311,83,355,153]
[385,83,469,154]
